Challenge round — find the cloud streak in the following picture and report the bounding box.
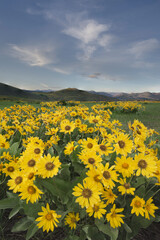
[128,38,159,58]
[9,44,53,66]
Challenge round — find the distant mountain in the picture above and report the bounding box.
[88,90,160,101]
[0,83,115,101]
[1,83,160,101]
[113,92,160,100]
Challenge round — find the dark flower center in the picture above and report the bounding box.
[45,162,55,170]
[28,186,36,194]
[28,159,36,167]
[103,171,111,179]
[123,183,130,189]
[94,174,101,182]
[82,188,92,198]
[15,176,23,185]
[100,145,107,151]
[28,173,34,180]
[87,143,93,149]
[65,125,71,131]
[34,148,41,154]
[138,159,147,169]
[88,158,95,164]
[118,141,125,148]
[7,166,14,172]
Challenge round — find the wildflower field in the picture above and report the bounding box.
[0,100,160,240]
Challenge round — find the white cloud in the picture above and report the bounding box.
[129,38,159,58]
[63,19,109,44]
[77,44,96,61]
[9,44,53,66]
[98,34,113,48]
[62,16,113,60]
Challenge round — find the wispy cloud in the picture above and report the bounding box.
[63,19,109,44]
[128,38,159,58]
[9,44,53,66]
[47,66,70,75]
[62,17,113,60]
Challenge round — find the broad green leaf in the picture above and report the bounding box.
[9,205,22,219]
[9,142,20,156]
[11,217,33,232]
[129,215,154,238]
[23,201,42,218]
[6,191,18,198]
[48,147,54,156]
[59,164,70,181]
[26,222,39,240]
[95,219,118,240]
[133,176,145,188]
[0,197,18,209]
[135,185,145,198]
[9,130,21,145]
[123,222,132,233]
[37,177,70,204]
[88,226,105,240]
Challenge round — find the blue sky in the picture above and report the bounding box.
[0,0,160,92]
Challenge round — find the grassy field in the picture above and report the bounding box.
[111,102,160,133]
[0,100,160,133]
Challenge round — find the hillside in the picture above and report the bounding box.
[47,88,114,101]
[0,83,114,102]
[0,83,49,101]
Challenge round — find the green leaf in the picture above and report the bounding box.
[9,142,20,156]
[48,147,54,156]
[123,222,132,233]
[9,205,22,219]
[79,230,87,240]
[23,201,42,218]
[0,198,18,209]
[11,217,33,232]
[59,164,70,181]
[95,219,118,240]
[9,130,21,145]
[6,191,18,198]
[37,177,70,204]
[72,162,84,175]
[26,222,39,240]
[135,185,145,198]
[88,226,105,240]
[129,214,154,238]
[133,176,145,188]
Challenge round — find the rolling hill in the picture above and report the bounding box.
[0,83,114,101]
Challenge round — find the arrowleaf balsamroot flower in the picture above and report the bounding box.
[144,198,158,220]
[106,204,124,228]
[118,178,135,195]
[72,178,101,208]
[36,154,61,178]
[86,201,107,219]
[134,153,157,178]
[65,212,80,229]
[19,182,43,203]
[36,203,61,232]
[130,196,145,216]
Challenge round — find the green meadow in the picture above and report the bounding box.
[0,100,160,133]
